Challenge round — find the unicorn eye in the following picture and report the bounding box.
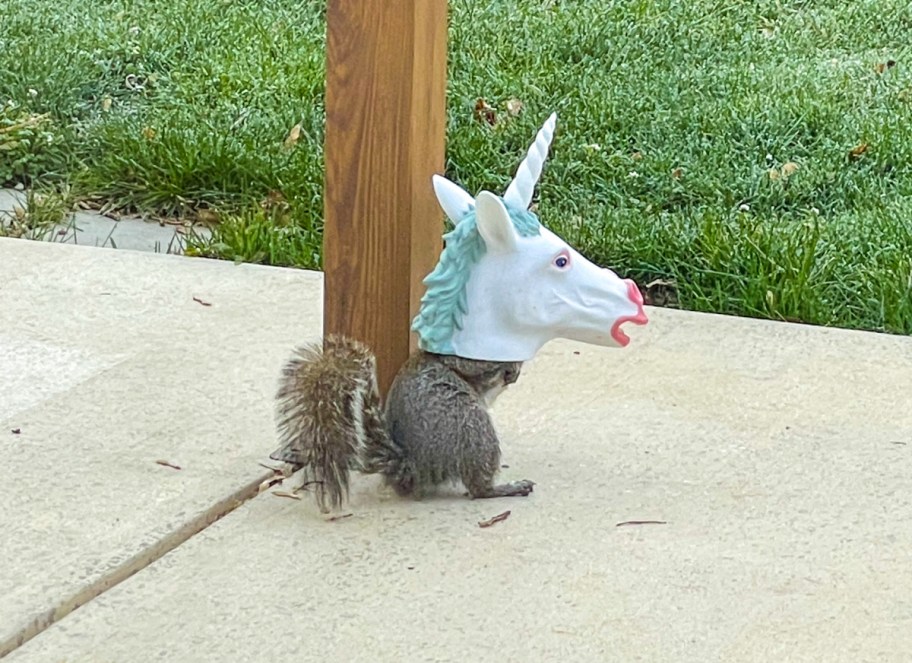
[553,252,571,269]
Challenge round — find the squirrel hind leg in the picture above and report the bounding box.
[369,459,418,498]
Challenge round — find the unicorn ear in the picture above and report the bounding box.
[475,191,518,253]
[432,174,475,224]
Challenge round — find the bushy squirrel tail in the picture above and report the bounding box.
[270,334,406,511]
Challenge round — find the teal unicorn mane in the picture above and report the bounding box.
[412,199,542,355]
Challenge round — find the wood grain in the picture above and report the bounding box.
[323,0,448,395]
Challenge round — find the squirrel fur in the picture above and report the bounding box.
[271,334,533,511]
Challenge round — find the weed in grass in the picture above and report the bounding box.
[0,100,66,185]
[0,185,73,240]
[184,202,322,270]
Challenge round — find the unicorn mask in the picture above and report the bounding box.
[412,113,648,363]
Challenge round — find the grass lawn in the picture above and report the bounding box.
[1,0,911,334]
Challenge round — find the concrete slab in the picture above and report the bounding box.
[6,292,912,661]
[0,187,25,213]
[0,238,322,655]
[1,187,210,254]
[60,211,196,253]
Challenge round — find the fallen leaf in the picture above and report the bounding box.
[101,97,113,112]
[849,142,869,160]
[142,126,156,140]
[631,151,644,160]
[260,190,290,216]
[11,428,21,435]
[615,520,667,527]
[283,123,302,149]
[505,98,523,116]
[478,510,511,528]
[195,209,220,225]
[192,296,212,307]
[875,60,897,74]
[643,279,678,307]
[155,459,181,470]
[272,490,302,501]
[473,98,496,125]
[671,167,683,179]
[781,161,799,177]
[768,168,781,181]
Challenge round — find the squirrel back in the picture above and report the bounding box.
[271,335,534,511]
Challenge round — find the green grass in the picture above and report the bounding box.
[1,0,911,334]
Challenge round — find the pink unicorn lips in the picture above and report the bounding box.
[610,280,649,347]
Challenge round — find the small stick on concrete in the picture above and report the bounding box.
[615,520,667,527]
[192,296,212,307]
[272,491,302,501]
[478,510,511,528]
[155,459,182,470]
[326,513,353,522]
[257,462,291,476]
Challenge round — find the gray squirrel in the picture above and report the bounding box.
[269,113,650,510]
[270,335,534,511]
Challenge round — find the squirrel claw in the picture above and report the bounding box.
[511,479,535,496]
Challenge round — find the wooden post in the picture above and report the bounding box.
[323,0,448,395]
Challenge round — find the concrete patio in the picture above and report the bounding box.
[1,236,910,662]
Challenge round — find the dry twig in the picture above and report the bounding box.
[478,510,511,528]
[615,520,666,527]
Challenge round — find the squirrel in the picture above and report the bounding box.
[270,334,534,511]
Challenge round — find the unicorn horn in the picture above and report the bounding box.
[502,112,557,210]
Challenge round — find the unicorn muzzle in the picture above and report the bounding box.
[609,279,649,347]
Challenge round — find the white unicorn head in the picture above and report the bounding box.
[412,113,648,362]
